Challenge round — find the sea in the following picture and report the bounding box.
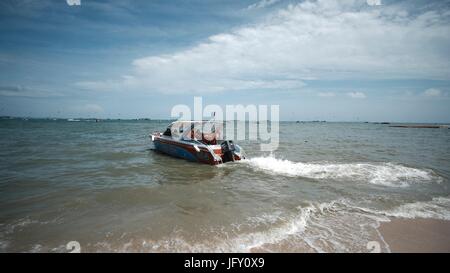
[0,119,449,252]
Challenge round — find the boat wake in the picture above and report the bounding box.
[243,156,441,187]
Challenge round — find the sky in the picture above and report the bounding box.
[0,0,449,122]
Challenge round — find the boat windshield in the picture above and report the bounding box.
[166,121,224,144]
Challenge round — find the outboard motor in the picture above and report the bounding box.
[221,140,236,163]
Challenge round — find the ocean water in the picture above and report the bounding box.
[0,119,449,252]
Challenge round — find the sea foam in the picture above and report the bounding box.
[14,197,449,253]
[382,197,450,220]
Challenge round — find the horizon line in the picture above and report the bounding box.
[1,116,450,124]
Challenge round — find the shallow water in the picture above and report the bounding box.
[0,119,449,252]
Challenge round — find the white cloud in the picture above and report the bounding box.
[347,92,367,99]
[318,92,336,97]
[423,88,442,97]
[81,0,450,94]
[247,0,280,10]
[366,0,382,6]
[66,0,81,6]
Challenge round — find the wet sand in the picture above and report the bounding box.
[379,218,450,253]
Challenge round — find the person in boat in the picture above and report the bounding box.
[165,121,220,145]
[172,120,220,145]
[202,126,218,145]
[187,128,216,144]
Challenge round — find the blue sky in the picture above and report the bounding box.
[0,0,449,122]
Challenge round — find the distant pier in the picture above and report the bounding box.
[389,124,449,129]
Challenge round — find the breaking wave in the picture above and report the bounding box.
[378,197,450,220]
[82,200,389,253]
[244,156,440,187]
[204,197,450,252]
[81,201,351,253]
[5,197,450,253]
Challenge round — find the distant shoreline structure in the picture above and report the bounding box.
[389,124,450,129]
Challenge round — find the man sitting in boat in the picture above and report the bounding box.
[202,128,219,145]
[168,121,219,145]
[183,128,218,145]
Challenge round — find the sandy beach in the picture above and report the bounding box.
[379,218,450,253]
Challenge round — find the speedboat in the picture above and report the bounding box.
[150,121,245,165]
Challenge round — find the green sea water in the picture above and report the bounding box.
[0,119,449,252]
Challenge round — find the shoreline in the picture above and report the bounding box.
[379,218,450,253]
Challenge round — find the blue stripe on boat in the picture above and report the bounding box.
[154,140,199,162]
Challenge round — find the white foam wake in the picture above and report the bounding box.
[244,156,439,187]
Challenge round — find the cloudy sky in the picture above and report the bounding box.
[0,0,449,122]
